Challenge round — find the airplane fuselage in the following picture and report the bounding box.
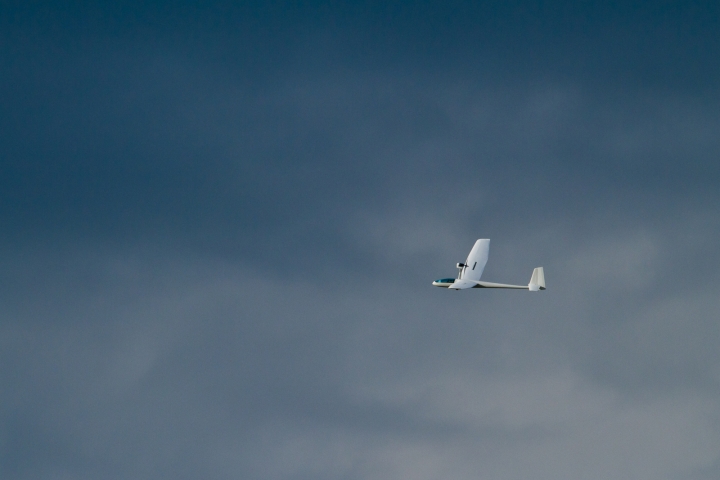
[432,278,537,289]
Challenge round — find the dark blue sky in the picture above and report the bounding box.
[2,2,720,479]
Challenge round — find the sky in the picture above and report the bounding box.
[1,1,720,479]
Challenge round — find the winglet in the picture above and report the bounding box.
[528,267,545,291]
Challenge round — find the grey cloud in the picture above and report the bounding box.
[3,2,720,479]
[2,216,720,479]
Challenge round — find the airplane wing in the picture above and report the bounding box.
[460,239,490,282]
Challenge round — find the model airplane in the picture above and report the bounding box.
[432,239,545,291]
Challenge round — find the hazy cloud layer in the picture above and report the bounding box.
[2,2,719,479]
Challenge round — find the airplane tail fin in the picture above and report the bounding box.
[528,267,545,291]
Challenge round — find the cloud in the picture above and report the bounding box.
[2,3,720,479]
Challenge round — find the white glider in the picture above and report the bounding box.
[432,239,545,291]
